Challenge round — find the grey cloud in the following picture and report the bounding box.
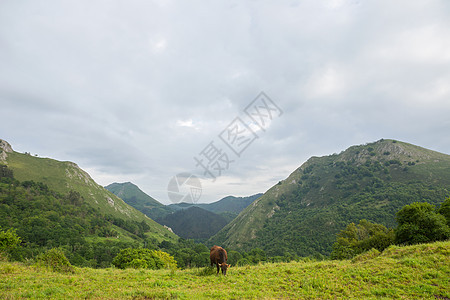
[1,0,449,203]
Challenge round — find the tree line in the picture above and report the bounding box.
[331,198,450,259]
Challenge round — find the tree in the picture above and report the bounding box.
[395,202,450,245]
[112,248,177,270]
[438,198,450,226]
[0,228,22,252]
[227,250,243,266]
[331,219,394,260]
[244,248,267,264]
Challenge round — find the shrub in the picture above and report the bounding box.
[0,228,22,252]
[331,220,394,260]
[227,250,243,266]
[151,250,178,270]
[395,202,450,245]
[438,198,450,226]
[236,258,250,266]
[112,248,177,270]
[37,248,74,273]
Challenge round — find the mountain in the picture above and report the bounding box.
[105,182,261,238]
[209,139,450,257]
[168,194,262,221]
[0,139,176,243]
[157,206,228,240]
[105,182,173,221]
[105,180,261,224]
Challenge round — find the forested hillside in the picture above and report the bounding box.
[105,182,173,221]
[157,206,228,240]
[210,139,450,257]
[0,139,173,241]
[0,165,174,267]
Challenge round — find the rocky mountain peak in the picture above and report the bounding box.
[0,139,13,153]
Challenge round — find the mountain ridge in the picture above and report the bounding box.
[209,139,450,256]
[0,139,176,242]
[105,182,173,221]
[105,181,262,223]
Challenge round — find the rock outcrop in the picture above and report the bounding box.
[0,139,13,153]
[0,139,13,162]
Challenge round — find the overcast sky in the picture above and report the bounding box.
[1,0,449,204]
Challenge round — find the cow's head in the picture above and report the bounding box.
[219,263,230,275]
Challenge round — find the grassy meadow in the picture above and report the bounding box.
[1,240,449,299]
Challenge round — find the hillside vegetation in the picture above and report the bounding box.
[1,240,448,299]
[106,182,261,238]
[0,140,174,242]
[211,139,450,256]
[0,166,178,267]
[105,182,173,221]
[158,206,228,240]
[106,181,261,224]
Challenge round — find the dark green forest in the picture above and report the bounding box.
[0,165,153,267]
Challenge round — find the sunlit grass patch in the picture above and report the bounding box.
[0,240,449,299]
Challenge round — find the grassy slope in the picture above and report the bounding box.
[211,139,450,253]
[1,240,449,299]
[5,151,176,242]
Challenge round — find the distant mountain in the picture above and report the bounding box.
[105,182,173,221]
[209,139,450,257]
[105,181,262,238]
[106,180,261,223]
[169,194,262,221]
[158,206,228,240]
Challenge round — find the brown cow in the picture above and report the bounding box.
[210,245,230,275]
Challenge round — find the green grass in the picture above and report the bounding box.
[1,241,449,299]
[5,151,177,243]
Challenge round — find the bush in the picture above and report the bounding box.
[438,198,450,226]
[236,258,250,266]
[0,228,21,252]
[227,250,243,266]
[395,202,450,245]
[37,248,74,273]
[331,220,394,260]
[112,248,177,270]
[152,250,178,270]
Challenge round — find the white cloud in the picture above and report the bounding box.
[1,0,449,204]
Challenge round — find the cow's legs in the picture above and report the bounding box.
[216,264,219,275]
